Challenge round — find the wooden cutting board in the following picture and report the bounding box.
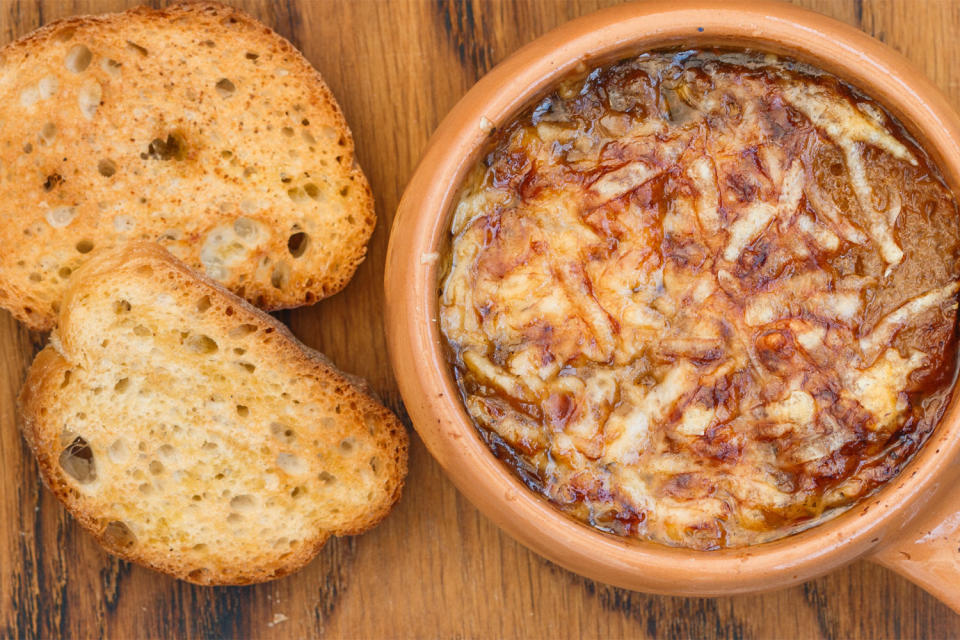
[2,1,959,637]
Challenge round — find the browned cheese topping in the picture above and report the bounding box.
[438,51,960,549]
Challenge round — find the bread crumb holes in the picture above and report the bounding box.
[215,78,235,98]
[65,44,92,73]
[98,159,116,177]
[185,334,218,354]
[287,232,308,257]
[103,521,136,548]
[59,436,96,484]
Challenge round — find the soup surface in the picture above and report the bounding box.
[438,50,960,549]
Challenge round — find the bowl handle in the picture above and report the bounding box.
[869,480,960,613]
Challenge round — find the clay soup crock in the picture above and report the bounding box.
[385,0,960,612]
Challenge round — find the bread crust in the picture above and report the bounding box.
[0,1,375,330]
[18,243,407,585]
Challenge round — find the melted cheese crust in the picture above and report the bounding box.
[439,51,960,549]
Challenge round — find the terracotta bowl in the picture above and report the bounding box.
[385,0,960,611]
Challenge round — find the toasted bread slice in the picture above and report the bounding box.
[0,2,375,330]
[18,243,407,585]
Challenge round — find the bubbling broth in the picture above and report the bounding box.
[438,50,960,549]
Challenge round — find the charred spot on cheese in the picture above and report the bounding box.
[439,49,960,549]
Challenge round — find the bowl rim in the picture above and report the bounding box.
[385,0,960,595]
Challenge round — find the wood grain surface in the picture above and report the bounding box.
[2,0,959,638]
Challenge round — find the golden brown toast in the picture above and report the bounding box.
[19,243,407,585]
[0,2,375,330]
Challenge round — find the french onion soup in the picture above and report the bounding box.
[438,50,960,549]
